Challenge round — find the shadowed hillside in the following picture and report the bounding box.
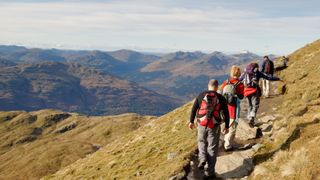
[0,62,180,116]
[0,109,154,179]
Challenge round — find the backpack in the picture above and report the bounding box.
[222,79,240,105]
[197,92,220,128]
[264,60,271,74]
[244,63,258,88]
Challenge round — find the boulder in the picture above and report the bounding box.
[260,124,273,132]
[216,149,255,179]
[259,115,276,123]
[236,119,259,141]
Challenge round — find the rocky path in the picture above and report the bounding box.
[187,83,283,180]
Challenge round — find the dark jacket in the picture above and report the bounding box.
[189,91,230,129]
[262,60,274,76]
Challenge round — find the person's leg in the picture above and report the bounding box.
[224,118,236,150]
[197,125,208,167]
[266,80,270,97]
[262,79,266,96]
[247,96,253,120]
[251,92,260,121]
[205,126,221,176]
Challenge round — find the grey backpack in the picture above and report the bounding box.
[222,80,240,105]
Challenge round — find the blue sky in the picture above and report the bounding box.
[0,0,319,54]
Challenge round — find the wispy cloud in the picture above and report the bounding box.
[0,1,319,54]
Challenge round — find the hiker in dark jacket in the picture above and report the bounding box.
[240,63,282,127]
[188,79,230,179]
[261,56,275,98]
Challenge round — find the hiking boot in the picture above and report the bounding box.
[203,174,217,180]
[249,119,255,128]
[224,147,235,152]
[198,161,206,170]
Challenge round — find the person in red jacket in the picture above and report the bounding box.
[220,65,244,151]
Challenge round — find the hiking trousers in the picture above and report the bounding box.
[247,92,260,121]
[197,125,221,176]
[262,79,270,97]
[224,118,237,150]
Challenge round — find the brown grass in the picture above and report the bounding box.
[43,103,197,180]
[0,110,153,180]
[250,39,320,179]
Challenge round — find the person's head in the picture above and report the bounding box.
[208,79,219,91]
[230,65,241,79]
[264,56,270,61]
[251,62,259,71]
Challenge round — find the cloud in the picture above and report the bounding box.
[0,1,319,54]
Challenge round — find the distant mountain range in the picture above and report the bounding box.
[0,45,271,114]
[0,61,179,115]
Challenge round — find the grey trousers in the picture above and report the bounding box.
[197,125,221,176]
[247,91,260,121]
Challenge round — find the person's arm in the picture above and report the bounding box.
[189,96,200,124]
[258,71,280,81]
[271,61,275,76]
[239,73,245,81]
[219,95,230,129]
[261,61,266,73]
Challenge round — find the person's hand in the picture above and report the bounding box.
[223,128,229,134]
[188,123,195,130]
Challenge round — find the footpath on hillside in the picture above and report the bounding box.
[186,82,283,180]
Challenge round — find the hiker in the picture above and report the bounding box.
[220,65,244,151]
[241,62,281,128]
[188,79,230,179]
[261,56,275,98]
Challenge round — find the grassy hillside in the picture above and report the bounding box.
[251,39,320,179]
[0,110,154,179]
[44,103,197,179]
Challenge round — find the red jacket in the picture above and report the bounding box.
[221,78,244,119]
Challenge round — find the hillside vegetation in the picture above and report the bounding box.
[44,103,197,179]
[0,109,154,179]
[251,39,320,179]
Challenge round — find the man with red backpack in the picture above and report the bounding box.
[241,62,281,127]
[188,79,230,179]
[261,56,275,98]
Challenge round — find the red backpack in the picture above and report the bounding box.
[197,92,221,128]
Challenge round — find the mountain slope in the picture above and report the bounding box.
[0,62,180,116]
[250,39,320,179]
[136,51,260,99]
[0,109,154,179]
[0,45,263,101]
[45,39,320,180]
[44,103,196,179]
